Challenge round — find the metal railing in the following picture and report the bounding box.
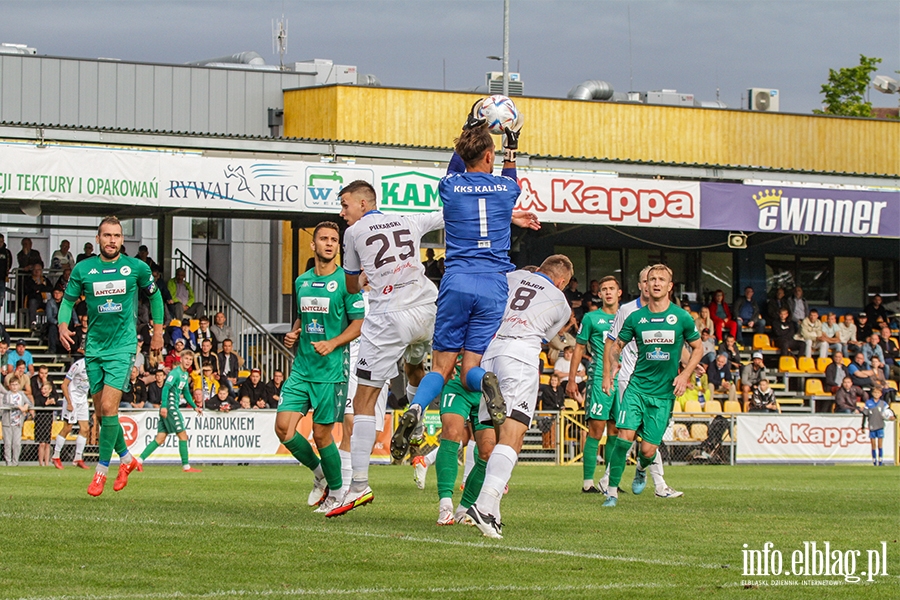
[2,267,68,329]
[171,249,292,380]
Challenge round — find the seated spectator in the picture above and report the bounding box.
[195,338,219,376]
[547,316,578,365]
[191,364,219,406]
[734,286,765,337]
[24,263,53,328]
[136,245,160,273]
[75,242,94,263]
[856,313,874,341]
[6,340,34,376]
[824,351,847,393]
[706,353,737,403]
[695,306,714,339]
[166,268,205,321]
[209,312,234,352]
[538,373,567,411]
[869,358,895,402]
[771,308,805,357]
[834,376,866,413]
[50,240,75,269]
[800,309,828,359]
[71,314,89,358]
[740,351,767,405]
[263,370,284,409]
[862,334,886,374]
[699,328,717,366]
[4,360,32,401]
[848,352,876,388]
[839,313,860,356]
[865,294,889,328]
[195,315,218,349]
[164,339,187,371]
[171,321,199,352]
[877,324,900,381]
[709,290,738,341]
[54,266,71,294]
[206,385,237,412]
[766,287,789,325]
[717,335,742,373]
[821,313,843,356]
[146,369,166,407]
[675,374,705,411]
[746,378,778,413]
[564,278,584,322]
[553,346,585,402]
[238,368,266,409]
[120,367,149,408]
[217,339,241,393]
[788,286,809,323]
[0,341,8,376]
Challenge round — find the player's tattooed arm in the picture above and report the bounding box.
[602,339,624,395]
[283,319,302,349]
[674,338,704,397]
[311,318,363,357]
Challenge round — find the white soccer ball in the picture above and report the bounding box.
[477,95,520,135]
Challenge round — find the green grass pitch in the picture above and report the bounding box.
[0,463,897,599]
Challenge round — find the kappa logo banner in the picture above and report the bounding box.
[736,415,896,463]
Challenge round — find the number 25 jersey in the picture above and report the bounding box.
[342,209,444,315]
[482,270,571,369]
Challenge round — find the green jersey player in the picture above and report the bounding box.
[275,221,364,514]
[602,264,702,507]
[568,276,620,493]
[137,350,203,471]
[58,216,165,496]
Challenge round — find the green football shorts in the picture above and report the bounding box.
[158,407,186,434]
[616,385,673,446]
[439,378,491,432]
[279,373,347,425]
[85,353,134,397]
[584,373,617,423]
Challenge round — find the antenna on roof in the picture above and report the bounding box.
[272,12,288,71]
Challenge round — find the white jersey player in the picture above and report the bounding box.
[53,358,91,469]
[328,180,443,518]
[601,266,682,499]
[467,256,573,538]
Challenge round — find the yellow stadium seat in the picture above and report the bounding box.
[887,380,899,391]
[189,319,200,332]
[779,356,799,373]
[723,400,742,413]
[169,319,181,327]
[805,379,829,396]
[238,369,250,379]
[753,334,776,351]
[890,402,900,416]
[564,398,580,411]
[797,357,817,374]
[22,421,34,440]
[705,400,723,413]
[540,374,550,385]
[683,400,703,413]
[722,429,732,442]
[842,357,851,366]
[690,311,699,319]
[816,357,832,373]
[690,423,708,441]
[672,400,684,412]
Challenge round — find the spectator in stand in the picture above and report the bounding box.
[862,333,886,372]
[206,385,237,412]
[7,340,34,376]
[848,351,876,388]
[766,287,789,325]
[164,339,187,371]
[191,364,219,406]
[146,369,166,407]
[694,306,714,341]
[746,378,778,413]
[564,277,584,321]
[585,279,602,313]
[136,245,160,273]
[868,358,894,401]
[5,360,32,401]
[824,351,847,393]
[0,233,13,310]
[120,367,149,408]
[856,313,874,341]
[699,328,717,366]
[30,364,54,400]
[717,334,742,373]
[1,378,33,466]
[53,266,71,293]
[839,313,860,356]
[195,338,219,376]
[706,353,737,403]
[538,373,567,411]
[821,312,843,356]
[70,314,88,358]
[0,340,10,376]
[422,248,443,288]
[772,308,805,357]
[834,376,865,413]
[547,314,578,364]
[216,338,241,393]
[800,308,828,359]
[75,242,95,263]
[16,237,43,276]
[734,286,766,339]
[263,370,284,409]
[740,351,768,406]
[708,289,738,342]
[865,294,889,328]
[50,240,75,269]
[32,375,58,466]
[238,368,266,409]
[195,315,218,350]
[24,263,53,327]
[151,265,173,323]
[45,289,62,354]
[553,345,585,403]
[675,374,704,411]
[209,312,234,352]
[877,324,900,381]
[171,320,199,352]
[167,268,205,321]
[238,397,252,410]
[788,286,809,323]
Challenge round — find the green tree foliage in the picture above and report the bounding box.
[814,54,882,117]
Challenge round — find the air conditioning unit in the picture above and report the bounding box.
[747,88,779,112]
[486,72,524,96]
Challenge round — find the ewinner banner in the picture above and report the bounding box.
[118,410,392,464]
[736,414,896,464]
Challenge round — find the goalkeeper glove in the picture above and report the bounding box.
[463,99,486,130]
[502,127,520,162]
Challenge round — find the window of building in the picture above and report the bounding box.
[192,218,226,240]
[700,252,733,304]
[834,257,863,307]
[866,259,899,300]
[587,249,623,290]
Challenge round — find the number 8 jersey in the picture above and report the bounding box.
[481,270,571,368]
[342,209,444,315]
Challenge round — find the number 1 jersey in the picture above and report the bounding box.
[482,270,571,369]
[342,210,443,315]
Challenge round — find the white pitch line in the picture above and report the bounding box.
[8,581,677,600]
[0,510,724,570]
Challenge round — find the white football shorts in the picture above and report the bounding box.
[355,303,435,387]
[346,372,389,432]
[479,355,540,427]
[61,401,90,424]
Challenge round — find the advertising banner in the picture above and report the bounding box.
[700,182,900,238]
[736,414,896,463]
[119,410,393,464]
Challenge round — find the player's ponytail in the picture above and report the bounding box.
[455,123,494,168]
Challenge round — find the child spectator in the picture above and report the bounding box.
[861,386,894,466]
[207,386,237,412]
[1,378,33,466]
[746,378,778,413]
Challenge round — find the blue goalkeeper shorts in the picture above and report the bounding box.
[433,271,507,355]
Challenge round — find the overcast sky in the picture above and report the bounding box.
[2,1,898,113]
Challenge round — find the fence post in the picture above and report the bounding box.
[556,413,563,465]
[730,415,736,465]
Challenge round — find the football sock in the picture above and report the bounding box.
[598,435,616,488]
[871,449,877,463]
[75,435,86,460]
[318,442,342,491]
[648,450,666,488]
[114,421,130,461]
[476,444,517,517]
[98,416,118,468]
[350,415,376,492]
[411,372,445,411]
[459,456,487,508]
[583,435,601,484]
[283,432,321,472]
[638,450,655,470]
[53,435,65,459]
[463,440,477,480]
[339,449,352,494]
[607,437,632,497]
[878,448,883,461]
[178,439,189,466]
[141,440,160,460]
[464,367,486,393]
[436,439,461,500]
[405,384,418,402]
[424,446,438,467]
